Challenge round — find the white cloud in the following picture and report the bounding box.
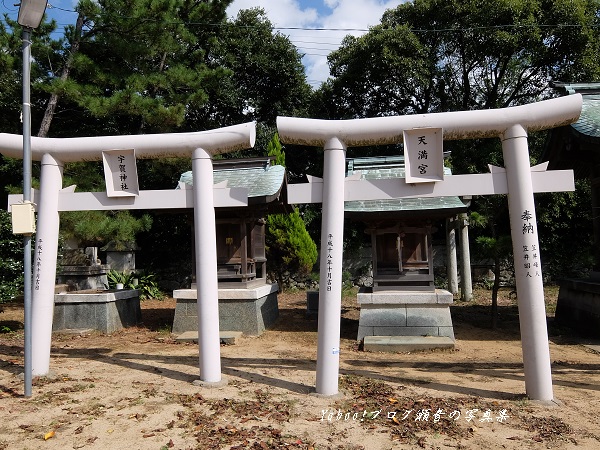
[227,0,318,27]
[227,0,404,88]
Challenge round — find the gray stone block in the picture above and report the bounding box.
[406,306,453,327]
[373,326,440,336]
[356,288,455,343]
[306,291,319,313]
[172,285,279,336]
[364,335,455,352]
[357,325,375,342]
[53,290,140,333]
[438,326,455,340]
[555,279,600,337]
[359,305,406,326]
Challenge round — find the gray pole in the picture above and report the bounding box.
[459,212,473,301]
[446,217,459,295]
[22,27,33,397]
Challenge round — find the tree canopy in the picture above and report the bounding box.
[310,0,600,283]
[315,0,600,120]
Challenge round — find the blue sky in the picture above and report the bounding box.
[1,0,404,87]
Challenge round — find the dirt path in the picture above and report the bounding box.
[1,287,599,449]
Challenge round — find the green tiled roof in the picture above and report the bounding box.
[179,164,285,199]
[344,156,465,213]
[572,95,600,139]
[345,196,466,213]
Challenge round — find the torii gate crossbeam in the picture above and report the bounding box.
[277,94,583,401]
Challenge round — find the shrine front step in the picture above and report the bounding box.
[175,331,243,345]
[363,336,455,353]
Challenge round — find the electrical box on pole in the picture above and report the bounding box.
[11,201,36,235]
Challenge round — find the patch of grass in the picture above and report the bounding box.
[153,323,173,336]
[0,321,22,333]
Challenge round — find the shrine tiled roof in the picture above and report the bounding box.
[572,95,600,139]
[344,196,467,213]
[549,83,600,141]
[178,158,286,201]
[344,156,467,214]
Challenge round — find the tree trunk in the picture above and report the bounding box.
[37,12,85,137]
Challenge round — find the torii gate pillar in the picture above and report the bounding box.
[502,124,553,401]
[316,138,346,395]
[191,147,223,384]
[32,154,63,375]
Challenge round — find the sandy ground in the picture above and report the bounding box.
[1,287,600,450]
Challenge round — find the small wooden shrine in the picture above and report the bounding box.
[172,157,287,336]
[369,224,434,291]
[345,156,466,291]
[214,217,266,287]
[345,156,467,345]
[180,157,286,288]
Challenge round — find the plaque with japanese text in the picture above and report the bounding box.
[102,149,140,197]
[403,128,444,183]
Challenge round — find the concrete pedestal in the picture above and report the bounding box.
[357,288,455,342]
[53,289,141,333]
[172,283,279,336]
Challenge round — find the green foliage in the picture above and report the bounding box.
[0,14,60,135]
[0,211,24,303]
[267,133,286,166]
[133,271,164,301]
[52,0,226,134]
[60,211,152,250]
[535,179,594,279]
[31,1,310,137]
[264,133,318,284]
[107,269,134,287]
[267,208,318,285]
[474,235,514,262]
[196,7,311,129]
[107,269,164,300]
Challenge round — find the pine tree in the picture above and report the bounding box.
[265,134,317,287]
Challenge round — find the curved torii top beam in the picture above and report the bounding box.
[0,122,256,162]
[277,95,582,147]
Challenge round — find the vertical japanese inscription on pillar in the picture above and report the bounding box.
[326,234,334,292]
[403,128,444,183]
[521,209,541,278]
[102,149,140,197]
[34,237,42,290]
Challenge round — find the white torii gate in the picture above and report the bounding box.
[277,94,582,401]
[1,123,256,384]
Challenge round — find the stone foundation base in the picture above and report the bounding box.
[53,289,141,333]
[357,288,455,342]
[172,283,279,336]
